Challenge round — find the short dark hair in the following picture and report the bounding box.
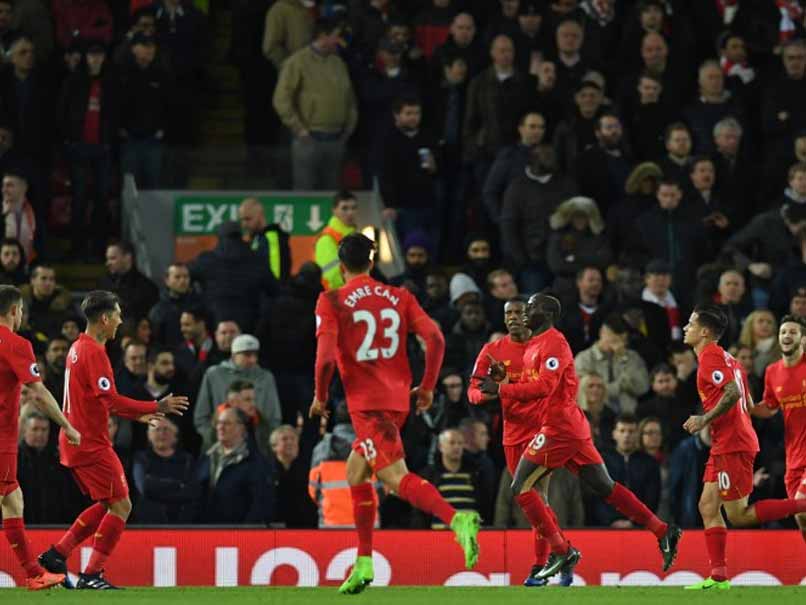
[615,413,638,426]
[576,265,602,281]
[603,313,628,335]
[313,16,341,38]
[664,121,690,143]
[338,233,375,273]
[123,339,147,354]
[0,285,22,315]
[779,314,805,333]
[80,290,120,323]
[30,263,55,279]
[689,154,714,173]
[108,240,134,257]
[182,305,209,327]
[596,111,621,130]
[227,379,255,394]
[392,94,421,114]
[333,190,356,208]
[693,303,728,339]
[518,111,544,127]
[657,178,682,190]
[668,341,693,356]
[650,362,675,380]
[639,70,662,86]
[147,347,173,365]
[507,294,529,305]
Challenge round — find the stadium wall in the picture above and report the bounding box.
[1,530,804,588]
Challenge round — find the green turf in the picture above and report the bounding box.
[2,586,804,605]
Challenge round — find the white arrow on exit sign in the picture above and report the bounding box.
[307,205,324,231]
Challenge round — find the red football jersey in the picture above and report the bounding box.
[498,327,590,441]
[468,336,531,445]
[763,354,806,470]
[60,334,158,467]
[315,275,443,413]
[696,342,759,456]
[0,325,42,454]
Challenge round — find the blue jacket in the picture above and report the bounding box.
[668,434,710,528]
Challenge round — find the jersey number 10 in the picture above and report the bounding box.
[353,309,401,361]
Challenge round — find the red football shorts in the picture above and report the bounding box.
[704,451,756,501]
[784,467,806,499]
[504,440,531,475]
[521,432,603,473]
[350,410,408,472]
[70,450,129,502]
[0,452,18,496]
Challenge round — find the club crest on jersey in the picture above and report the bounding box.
[29,363,40,377]
[545,357,560,371]
[98,377,111,391]
[711,370,724,384]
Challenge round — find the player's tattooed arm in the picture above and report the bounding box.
[683,380,740,433]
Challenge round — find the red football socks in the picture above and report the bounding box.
[3,517,45,578]
[754,498,806,523]
[704,526,728,581]
[351,483,376,557]
[515,491,568,554]
[605,482,668,539]
[533,528,550,567]
[398,473,456,526]
[84,514,126,575]
[55,502,107,558]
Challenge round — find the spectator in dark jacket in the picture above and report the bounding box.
[97,240,159,322]
[761,39,806,157]
[431,12,487,80]
[445,301,492,377]
[239,197,292,283]
[667,426,710,528]
[149,263,203,348]
[59,40,118,258]
[132,417,197,524]
[390,230,433,301]
[500,144,577,293]
[722,203,806,310]
[189,221,277,334]
[196,407,274,525]
[547,196,613,299]
[628,179,708,308]
[379,95,440,245]
[424,269,457,333]
[482,111,546,225]
[558,266,612,355]
[117,33,172,189]
[174,306,216,392]
[574,112,633,218]
[270,425,317,527]
[17,411,86,524]
[591,414,661,526]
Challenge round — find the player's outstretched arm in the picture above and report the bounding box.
[156,393,190,416]
[412,315,446,394]
[749,400,779,418]
[25,381,81,445]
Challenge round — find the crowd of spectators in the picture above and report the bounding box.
[3,0,806,531]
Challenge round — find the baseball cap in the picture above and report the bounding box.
[231,334,260,354]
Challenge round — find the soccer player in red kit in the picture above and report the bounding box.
[468,296,568,586]
[478,294,682,582]
[309,234,480,595]
[681,305,806,590]
[37,291,188,590]
[0,285,81,590]
[753,315,806,543]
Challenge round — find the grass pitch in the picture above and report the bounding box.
[2,586,804,605]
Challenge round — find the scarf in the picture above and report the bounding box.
[720,56,756,84]
[642,287,682,340]
[2,198,35,261]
